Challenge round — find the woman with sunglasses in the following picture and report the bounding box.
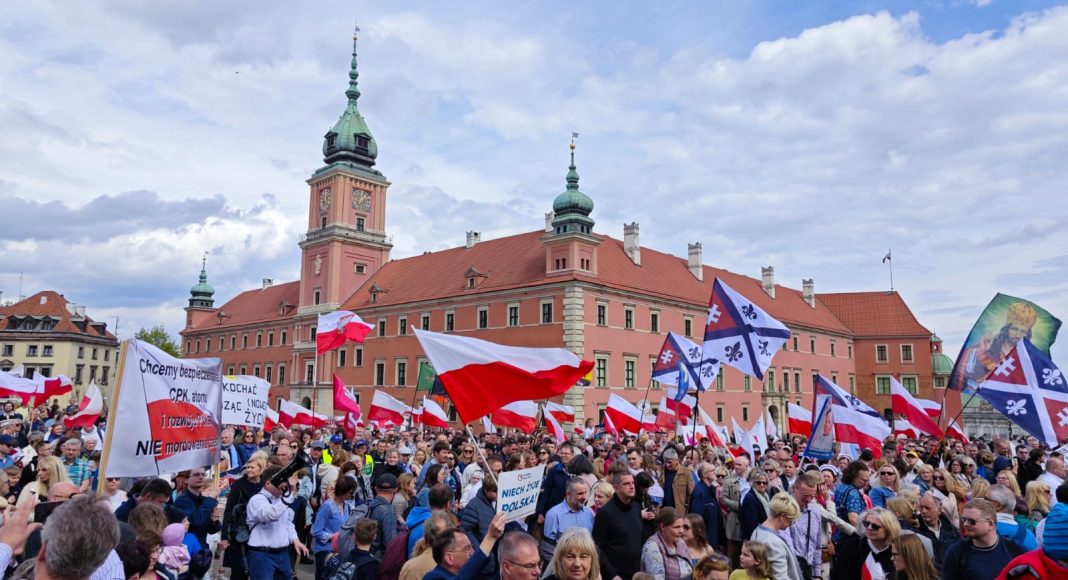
[870,465,901,508]
[684,513,717,563]
[931,468,961,529]
[830,507,900,580]
[238,429,259,461]
[739,469,771,543]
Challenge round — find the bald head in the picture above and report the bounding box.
[48,482,80,502]
[1047,457,1065,477]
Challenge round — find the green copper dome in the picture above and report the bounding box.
[933,352,954,375]
[551,143,595,235]
[189,256,215,309]
[322,27,378,168]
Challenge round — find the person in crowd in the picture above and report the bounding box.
[58,438,92,491]
[722,455,749,568]
[591,480,614,513]
[996,501,1068,579]
[1037,456,1065,505]
[593,470,645,580]
[834,461,871,543]
[780,470,823,580]
[915,464,934,494]
[399,511,455,580]
[987,484,1038,551]
[424,513,506,580]
[1023,480,1051,530]
[915,493,960,573]
[345,519,381,579]
[12,495,121,580]
[749,491,802,580]
[543,477,595,563]
[870,464,901,508]
[891,533,938,580]
[410,447,428,476]
[545,528,600,580]
[17,455,69,505]
[942,498,1025,580]
[156,523,190,578]
[537,443,576,525]
[102,476,126,512]
[394,472,417,522]
[693,554,731,580]
[831,506,899,580]
[220,450,267,580]
[660,447,694,513]
[171,466,220,547]
[114,478,171,523]
[689,462,726,552]
[418,464,448,507]
[640,507,693,580]
[499,531,542,580]
[685,514,716,564]
[1016,448,1044,491]
[971,478,991,501]
[245,464,309,579]
[729,540,771,580]
[740,469,771,542]
[311,475,355,579]
[367,473,401,558]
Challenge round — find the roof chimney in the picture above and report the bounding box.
[39,295,47,305]
[624,222,641,266]
[465,231,481,249]
[688,243,703,281]
[544,212,554,233]
[75,305,86,317]
[262,278,274,289]
[802,278,815,308]
[761,266,776,299]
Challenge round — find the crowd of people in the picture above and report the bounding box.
[0,399,1066,580]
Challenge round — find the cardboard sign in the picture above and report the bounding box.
[495,464,546,523]
[103,339,223,477]
[221,375,271,428]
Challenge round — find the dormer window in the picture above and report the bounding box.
[326,134,336,149]
[463,266,488,289]
[355,135,369,152]
[467,278,476,289]
[368,282,387,304]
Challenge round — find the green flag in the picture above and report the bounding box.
[416,361,447,396]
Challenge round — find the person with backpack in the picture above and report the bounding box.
[368,473,402,558]
[942,498,1026,580]
[328,519,380,580]
[833,461,871,545]
[988,484,1039,551]
[220,451,267,580]
[312,477,356,580]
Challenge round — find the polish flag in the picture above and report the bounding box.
[787,402,812,435]
[0,370,44,404]
[603,412,621,442]
[656,394,696,429]
[341,411,363,439]
[63,382,104,430]
[492,400,539,434]
[415,397,449,429]
[544,401,575,425]
[890,377,942,437]
[37,375,73,399]
[815,375,891,458]
[944,417,969,443]
[915,397,970,443]
[368,391,411,427]
[696,406,727,447]
[316,311,374,355]
[279,399,328,428]
[861,552,888,580]
[264,407,279,432]
[604,394,656,435]
[413,329,593,424]
[893,418,920,438]
[545,411,567,444]
[332,374,362,415]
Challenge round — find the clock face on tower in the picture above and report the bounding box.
[319,189,332,211]
[352,188,371,212]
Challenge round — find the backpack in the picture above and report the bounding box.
[956,535,1025,575]
[231,502,254,543]
[335,502,372,559]
[327,561,358,580]
[377,528,412,580]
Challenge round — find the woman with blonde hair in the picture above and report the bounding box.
[692,555,730,580]
[221,450,267,580]
[930,468,961,529]
[890,533,939,580]
[393,472,416,520]
[409,447,427,474]
[17,455,69,504]
[751,492,802,580]
[831,507,900,580]
[591,480,615,513]
[1024,480,1051,528]
[870,464,901,508]
[969,477,990,500]
[547,528,601,580]
[915,464,934,494]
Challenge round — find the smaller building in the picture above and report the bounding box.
[0,291,119,400]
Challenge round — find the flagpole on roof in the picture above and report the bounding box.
[883,249,894,293]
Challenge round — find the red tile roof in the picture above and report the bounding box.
[0,291,116,339]
[340,230,853,335]
[819,291,931,337]
[187,281,300,331]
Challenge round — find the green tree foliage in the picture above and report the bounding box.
[135,324,180,357]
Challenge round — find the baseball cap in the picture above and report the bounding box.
[310,441,326,450]
[0,435,16,446]
[330,434,344,444]
[355,439,368,447]
[376,473,399,491]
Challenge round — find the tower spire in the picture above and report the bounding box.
[566,133,580,191]
[346,20,361,103]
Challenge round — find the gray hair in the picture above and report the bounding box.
[986,484,1016,512]
[498,530,538,563]
[62,438,83,449]
[41,496,119,578]
[662,448,679,462]
[565,476,589,495]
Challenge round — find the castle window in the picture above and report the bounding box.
[446,312,455,332]
[355,263,366,274]
[399,317,408,335]
[477,308,488,329]
[326,134,336,148]
[356,217,365,232]
[320,215,327,228]
[356,135,369,149]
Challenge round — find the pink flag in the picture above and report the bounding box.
[333,374,362,415]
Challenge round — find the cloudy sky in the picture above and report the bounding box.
[2,0,1067,361]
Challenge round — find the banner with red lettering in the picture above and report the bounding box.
[103,339,223,477]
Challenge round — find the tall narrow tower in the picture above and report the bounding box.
[184,254,216,328]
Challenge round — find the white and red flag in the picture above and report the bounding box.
[0,370,41,404]
[63,382,103,430]
[279,399,328,428]
[545,410,567,444]
[702,278,790,381]
[891,377,942,437]
[604,394,656,435]
[603,411,621,442]
[341,411,363,439]
[814,375,891,457]
[656,394,695,429]
[861,552,888,580]
[332,374,362,416]
[696,406,727,447]
[316,311,374,355]
[413,329,593,424]
[543,401,575,425]
[492,400,539,433]
[264,406,279,432]
[912,396,970,443]
[415,397,449,429]
[787,402,812,435]
[368,390,411,427]
[893,418,920,438]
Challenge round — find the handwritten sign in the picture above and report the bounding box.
[222,375,270,428]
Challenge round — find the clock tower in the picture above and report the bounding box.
[298,24,392,314]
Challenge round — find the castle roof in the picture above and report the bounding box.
[819,291,931,337]
[186,281,300,332]
[0,291,116,340]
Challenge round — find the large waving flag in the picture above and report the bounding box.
[815,375,891,457]
[316,311,374,355]
[415,397,449,429]
[603,411,621,442]
[544,401,575,425]
[279,399,328,428]
[787,402,812,435]
[0,370,41,403]
[702,278,790,380]
[368,390,411,427]
[413,329,593,424]
[893,418,920,439]
[604,394,656,435]
[333,374,362,415]
[913,396,970,443]
[696,406,727,447]
[545,411,567,444]
[656,394,696,429]
[975,338,1068,446]
[652,332,719,398]
[890,377,942,437]
[63,382,104,429]
[341,411,363,439]
[492,400,539,433]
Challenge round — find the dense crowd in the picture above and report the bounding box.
[0,399,1066,580]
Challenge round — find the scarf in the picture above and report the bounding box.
[652,531,692,580]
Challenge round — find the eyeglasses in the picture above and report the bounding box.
[961,517,991,526]
[933,475,945,481]
[862,521,883,531]
[505,560,542,572]
[290,444,299,449]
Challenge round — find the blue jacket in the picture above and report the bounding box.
[739,490,768,542]
[406,506,432,557]
[423,544,489,580]
[459,489,495,547]
[688,481,726,549]
[535,463,569,518]
[172,491,220,545]
[869,486,896,508]
[311,500,350,554]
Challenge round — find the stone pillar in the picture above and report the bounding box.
[561,284,586,426]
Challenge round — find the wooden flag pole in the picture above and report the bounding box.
[96,340,130,496]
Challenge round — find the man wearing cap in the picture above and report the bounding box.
[367,473,400,558]
[0,435,16,469]
[308,440,327,509]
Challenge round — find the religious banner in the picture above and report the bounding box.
[496,464,546,523]
[221,375,271,429]
[102,339,223,477]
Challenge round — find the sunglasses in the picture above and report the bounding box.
[933,475,945,481]
[961,517,990,526]
[880,471,896,476]
[753,480,768,485]
[290,444,299,449]
[862,521,883,531]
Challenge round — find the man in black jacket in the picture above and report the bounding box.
[915,494,961,573]
[592,470,644,580]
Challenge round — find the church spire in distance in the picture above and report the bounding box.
[322,18,379,170]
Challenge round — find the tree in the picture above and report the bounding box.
[135,325,181,357]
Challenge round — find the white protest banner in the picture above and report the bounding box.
[222,375,271,428]
[101,339,223,477]
[495,464,546,523]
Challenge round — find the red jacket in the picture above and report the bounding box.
[996,548,1068,580]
